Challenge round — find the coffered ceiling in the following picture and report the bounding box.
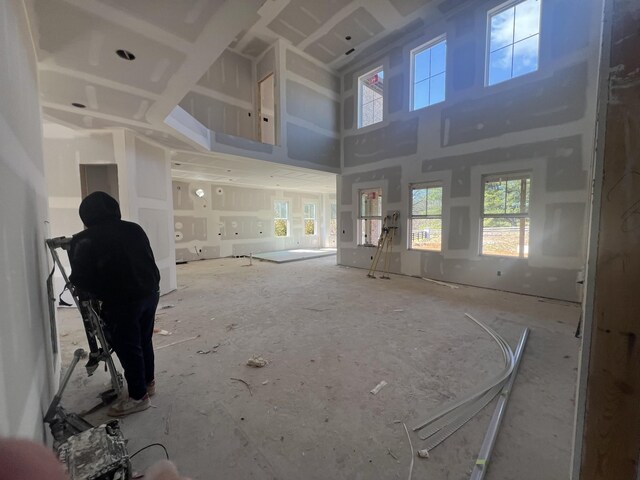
[26,0,452,190]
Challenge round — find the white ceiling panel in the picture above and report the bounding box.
[32,0,186,94]
[95,0,226,42]
[39,70,153,120]
[389,0,436,17]
[304,7,385,64]
[42,107,128,130]
[42,108,197,151]
[267,0,354,45]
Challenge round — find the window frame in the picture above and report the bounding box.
[303,202,317,236]
[357,66,385,129]
[274,199,289,237]
[485,0,542,87]
[328,203,337,245]
[408,182,444,252]
[480,172,531,258]
[358,188,383,247]
[410,34,447,111]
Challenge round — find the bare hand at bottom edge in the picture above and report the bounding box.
[144,460,191,480]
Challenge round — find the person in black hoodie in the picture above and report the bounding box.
[69,191,160,417]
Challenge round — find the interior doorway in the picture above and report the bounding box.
[258,73,276,145]
[79,164,119,200]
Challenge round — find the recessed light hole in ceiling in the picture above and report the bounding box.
[345,35,352,41]
[71,102,86,108]
[116,49,136,61]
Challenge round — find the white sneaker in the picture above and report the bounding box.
[107,394,150,417]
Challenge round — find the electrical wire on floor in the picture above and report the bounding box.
[130,443,171,480]
[129,443,170,460]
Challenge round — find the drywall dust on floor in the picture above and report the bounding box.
[252,248,337,263]
[56,256,580,480]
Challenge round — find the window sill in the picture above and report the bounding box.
[355,119,385,134]
[484,67,543,93]
[479,253,529,260]
[410,98,445,113]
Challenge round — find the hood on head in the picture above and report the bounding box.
[79,191,121,227]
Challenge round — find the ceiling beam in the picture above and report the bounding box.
[234,0,291,53]
[145,0,263,128]
[58,0,193,53]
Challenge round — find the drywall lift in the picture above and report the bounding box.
[46,236,124,404]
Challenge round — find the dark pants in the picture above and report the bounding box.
[102,291,159,400]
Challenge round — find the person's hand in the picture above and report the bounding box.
[144,460,191,480]
[0,438,68,480]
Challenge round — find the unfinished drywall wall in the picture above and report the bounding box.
[283,44,340,170]
[338,0,603,301]
[127,133,177,294]
[0,0,57,440]
[176,41,341,175]
[44,129,176,296]
[172,180,335,261]
[178,49,255,140]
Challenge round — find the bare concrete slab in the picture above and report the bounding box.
[252,248,336,263]
[56,257,580,480]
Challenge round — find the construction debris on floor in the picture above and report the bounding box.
[408,313,529,477]
[251,248,336,263]
[55,256,580,480]
[246,355,268,368]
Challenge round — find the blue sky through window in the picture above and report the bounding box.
[412,38,446,110]
[488,0,540,85]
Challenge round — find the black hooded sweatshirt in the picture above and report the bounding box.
[69,192,160,303]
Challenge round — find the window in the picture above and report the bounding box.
[410,184,443,251]
[481,174,530,257]
[411,36,446,110]
[274,200,289,237]
[304,203,316,236]
[358,188,383,246]
[358,67,384,128]
[487,0,541,86]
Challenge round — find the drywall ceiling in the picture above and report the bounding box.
[26,0,448,191]
[232,0,450,69]
[170,151,337,194]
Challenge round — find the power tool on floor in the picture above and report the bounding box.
[46,236,124,404]
[45,348,132,480]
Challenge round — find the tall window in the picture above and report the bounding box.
[358,67,384,128]
[274,200,289,237]
[481,174,530,257]
[410,184,443,251]
[487,0,541,86]
[304,203,316,236]
[358,188,383,246]
[411,36,446,110]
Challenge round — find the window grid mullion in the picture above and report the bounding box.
[510,5,516,76]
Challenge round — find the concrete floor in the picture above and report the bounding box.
[57,256,580,480]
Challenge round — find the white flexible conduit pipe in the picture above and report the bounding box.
[412,313,515,434]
